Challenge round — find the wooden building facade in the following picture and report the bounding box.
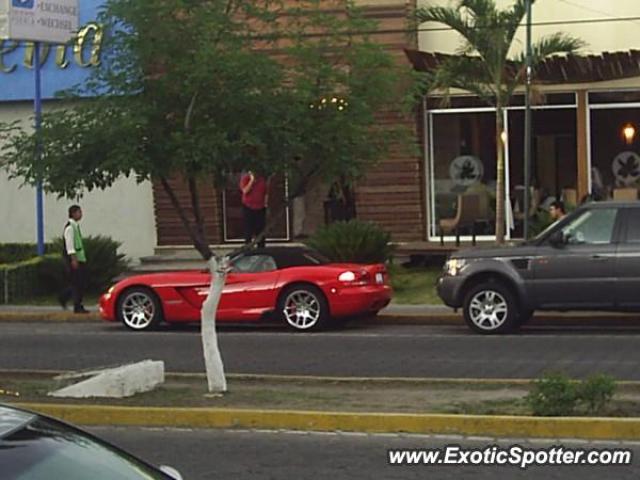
[151,1,425,248]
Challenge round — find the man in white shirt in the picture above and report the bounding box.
[58,205,89,314]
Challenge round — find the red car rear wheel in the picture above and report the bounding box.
[278,284,329,331]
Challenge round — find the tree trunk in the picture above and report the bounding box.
[201,255,228,393]
[188,176,206,240]
[495,107,505,244]
[159,176,212,259]
[159,175,226,393]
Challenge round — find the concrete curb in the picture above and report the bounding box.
[0,312,100,323]
[13,402,640,441]
[3,310,640,327]
[6,369,640,388]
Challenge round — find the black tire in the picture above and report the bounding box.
[462,281,521,334]
[277,284,330,332]
[116,287,163,331]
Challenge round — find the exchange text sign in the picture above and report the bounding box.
[1,0,79,43]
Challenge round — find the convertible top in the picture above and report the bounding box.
[241,247,330,269]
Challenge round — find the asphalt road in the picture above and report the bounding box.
[3,321,640,379]
[93,427,640,480]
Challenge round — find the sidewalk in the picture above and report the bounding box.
[0,304,101,322]
[1,302,640,326]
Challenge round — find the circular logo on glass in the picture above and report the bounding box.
[450,155,484,187]
[612,151,640,187]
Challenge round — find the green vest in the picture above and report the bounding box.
[70,222,86,263]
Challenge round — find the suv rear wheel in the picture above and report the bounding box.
[463,282,520,334]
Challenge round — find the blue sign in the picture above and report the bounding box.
[12,0,35,9]
[0,0,104,101]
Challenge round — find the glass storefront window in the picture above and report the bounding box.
[508,108,577,236]
[590,107,640,201]
[429,111,497,238]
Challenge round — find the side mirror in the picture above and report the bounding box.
[160,466,183,480]
[548,230,566,248]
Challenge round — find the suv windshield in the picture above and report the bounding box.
[1,417,168,480]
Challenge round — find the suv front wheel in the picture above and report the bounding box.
[462,282,520,334]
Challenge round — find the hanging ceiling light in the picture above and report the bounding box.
[623,123,636,145]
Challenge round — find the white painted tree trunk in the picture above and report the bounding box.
[201,255,228,393]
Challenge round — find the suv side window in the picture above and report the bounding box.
[560,208,618,245]
[624,208,640,243]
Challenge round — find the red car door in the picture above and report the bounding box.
[217,254,281,321]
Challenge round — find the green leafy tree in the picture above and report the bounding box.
[416,0,584,243]
[1,0,409,391]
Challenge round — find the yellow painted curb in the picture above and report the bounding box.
[13,403,640,441]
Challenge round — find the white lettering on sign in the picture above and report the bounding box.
[2,0,79,44]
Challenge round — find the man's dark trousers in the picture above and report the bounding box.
[60,261,88,311]
[243,205,266,248]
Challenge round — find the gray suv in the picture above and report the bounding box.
[437,201,640,334]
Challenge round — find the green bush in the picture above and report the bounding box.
[578,374,616,415]
[0,236,128,303]
[49,235,129,293]
[305,220,393,264]
[0,244,47,264]
[527,372,617,416]
[526,372,579,416]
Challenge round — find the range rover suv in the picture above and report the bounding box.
[437,201,640,334]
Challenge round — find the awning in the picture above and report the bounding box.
[405,48,640,84]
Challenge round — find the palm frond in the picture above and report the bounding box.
[416,6,479,54]
[507,32,585,96]
[425,55,496,107]
[500,0,529,47]
[459,0,497,20]
[528,32,586,64]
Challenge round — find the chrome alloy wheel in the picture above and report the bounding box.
[468,290,508,331]
[121,291,156,330]
[283,290,321,330]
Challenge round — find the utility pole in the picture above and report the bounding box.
[523,0,533,240]
[35,42,45,256]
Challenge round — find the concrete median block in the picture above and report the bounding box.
[49,360,165,399]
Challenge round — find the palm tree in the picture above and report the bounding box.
[416,0,584,243]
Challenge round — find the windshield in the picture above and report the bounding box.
[0,417,169,480]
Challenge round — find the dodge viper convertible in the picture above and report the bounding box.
[99,247,392,332]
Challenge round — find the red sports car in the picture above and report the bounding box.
[99,247,392,332]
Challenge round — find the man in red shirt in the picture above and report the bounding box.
[239,170,269,248]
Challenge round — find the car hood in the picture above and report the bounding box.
[450,242,541,260]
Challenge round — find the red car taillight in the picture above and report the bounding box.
[338,270,371,286]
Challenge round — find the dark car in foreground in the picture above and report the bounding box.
[437,201,640,334]
[0,404,183,480]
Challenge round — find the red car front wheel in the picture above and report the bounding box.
[117,287,163,331]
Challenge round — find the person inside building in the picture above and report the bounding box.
[239,170,269,248]
[549,200,566,222]
[58,205,89,314]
